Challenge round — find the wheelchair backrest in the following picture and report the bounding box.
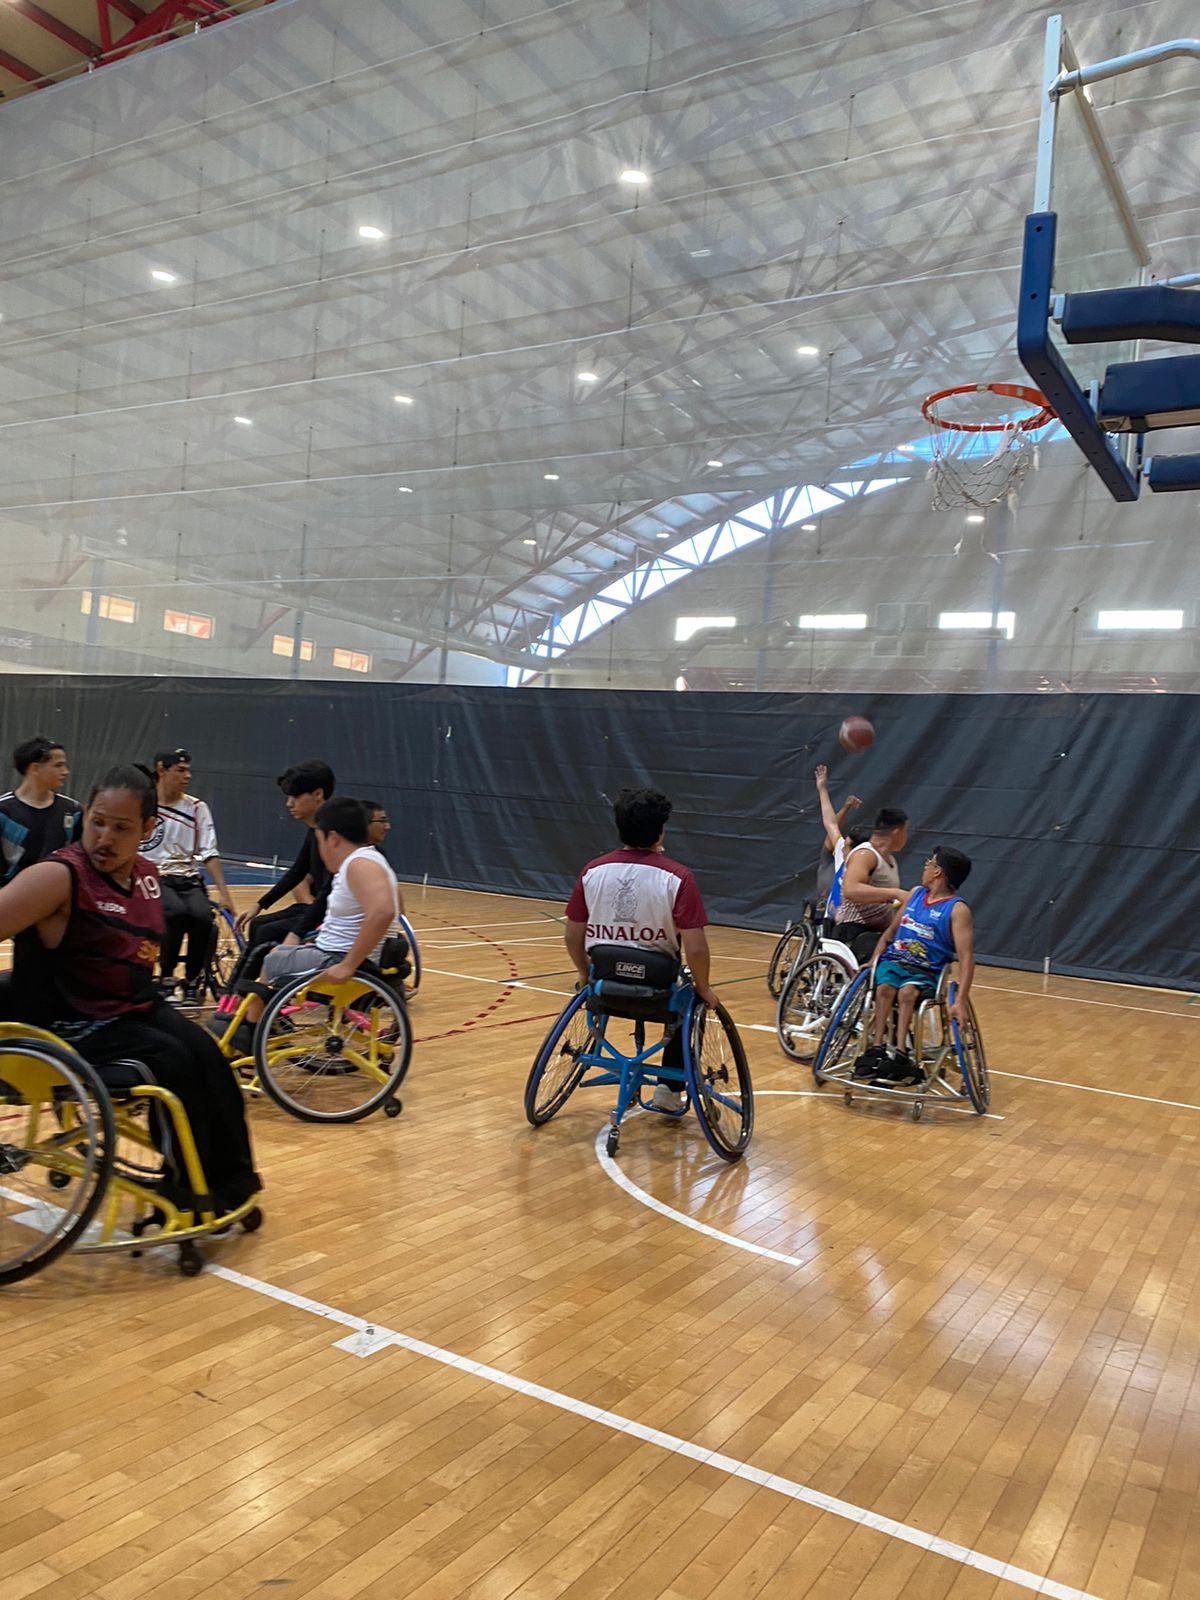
[586,943,681,1022]
[378,931,412,981]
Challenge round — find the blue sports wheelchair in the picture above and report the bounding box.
[524,944,753,1162]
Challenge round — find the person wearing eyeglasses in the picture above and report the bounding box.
[140,748,235,1005]
[858,845,975,1087]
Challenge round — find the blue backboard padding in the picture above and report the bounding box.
[1017,212,1140,502]
[1062,284,1200,346]
[1147,452,1200,492]
[1098,353,1200,431]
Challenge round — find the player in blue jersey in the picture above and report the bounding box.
[857,844,975,1086]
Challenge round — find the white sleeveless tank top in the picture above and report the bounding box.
[316,846,399,957]
[835,842,900,931]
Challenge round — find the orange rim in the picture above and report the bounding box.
[921,382,1055,434]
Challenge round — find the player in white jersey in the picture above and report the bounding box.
[141,747,236,1003]
[218,799,398,1051]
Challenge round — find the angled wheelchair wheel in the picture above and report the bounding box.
[950,990,989,1114]
[812,967,871,1085]
[254,971,412,1123]
[206,906,245,1003]
[397,913,421,996]
[777,951,853,1063]
[766,915,816,999]
[0,1038,115,1286]
[685,1000,753,1161]
[524,990,594,1126]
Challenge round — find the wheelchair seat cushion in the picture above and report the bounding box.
[586,944,680,1021]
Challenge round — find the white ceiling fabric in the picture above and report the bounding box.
[0,0,1196,685]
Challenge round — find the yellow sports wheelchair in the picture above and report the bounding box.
[810,962,989,1121]
[0,1022,262,1285]
[209,935,413,1123]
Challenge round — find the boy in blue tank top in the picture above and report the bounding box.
[857,844,975,1086]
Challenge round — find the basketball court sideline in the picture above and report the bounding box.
[2,882,1196,1600]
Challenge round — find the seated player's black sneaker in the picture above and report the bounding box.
[853,1045,888,1080]
[873,1051,921,1087]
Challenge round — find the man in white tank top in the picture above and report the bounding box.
[834,805,910,961]
[223,800,398,1039]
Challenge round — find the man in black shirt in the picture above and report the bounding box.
[0,735,81,884]
[218,761,335,1005]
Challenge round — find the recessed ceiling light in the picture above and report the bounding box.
[795,344,819,357]
[150,269,178,284]
[620,168,649,185]
[577,371,598,383]
[357,224,386,240]
[966,513,985,524]
[706,459,723,468]
[543,472,560,481]
[233,415,252,426]
[523,538,537,546]
[397,485,413,493]
[656,531,671,540]
[690,248,712,258]
[393,393,414,405]
[802,522,817,531]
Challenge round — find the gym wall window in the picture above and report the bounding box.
[674,615,736,642]
[80,591,136,624]
[163,609,214,639]
[1095,609,1184,631]
[333,647,371,673]
[272,634,315,661]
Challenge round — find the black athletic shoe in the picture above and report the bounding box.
[181,981,203,1008]
[853,1045,888,1080]
[874,1051,921,1087]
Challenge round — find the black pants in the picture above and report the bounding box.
[160,877,215,986]
[224,903,313,994]
[82,1001,261,1210]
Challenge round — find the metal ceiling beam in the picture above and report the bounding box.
[8,1,99,60]
[0,44,44,83]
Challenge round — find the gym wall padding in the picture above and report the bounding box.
[1,676,1195,990]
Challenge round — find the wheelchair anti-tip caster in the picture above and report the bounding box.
[47,1170,71,1189]
[178,1242,205,1277]
[384,1098,402,1119]
[843,1090,853,1106]
[911,1102,924,1122]
[605,1128,620,1158]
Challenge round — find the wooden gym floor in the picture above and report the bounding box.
[2,884,1198,1600]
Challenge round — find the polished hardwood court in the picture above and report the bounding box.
[2,884,1197,1600]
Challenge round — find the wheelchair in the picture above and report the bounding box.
[765,901,818,998]
[774,923,866,1063]
[205,903,246,1004]
[0,1022,262,1285]
[810,962,989,1120]
[209,932,413,1123]
[397,911,421,996]
[524,945,753,1162]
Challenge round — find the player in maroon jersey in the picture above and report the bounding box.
[0,765,260,1213]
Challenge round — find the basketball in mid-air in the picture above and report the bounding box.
[838,714,875,753]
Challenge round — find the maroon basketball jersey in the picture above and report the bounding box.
[20,841,164,1021]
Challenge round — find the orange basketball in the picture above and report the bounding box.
[838,715,875,753]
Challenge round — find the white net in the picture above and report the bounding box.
[927,424,1041,512]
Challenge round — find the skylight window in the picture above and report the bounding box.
[938,610,1016,640]
[675,615,735,643]
[798,613,867,630]
[1095,609,1184,631]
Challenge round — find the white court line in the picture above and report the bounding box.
[990,1068,1200,1114]
[419,917,563,932]
[422,965,573,999]
[424,934,567,950]
[203,1260,1098,1600]
[594,1124,818,1272]
[974,982,1196,1019]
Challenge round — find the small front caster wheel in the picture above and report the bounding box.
[178,1242,205,1277]
[605,1128,620,1158]
[384,1098,402,1119]
[240,1206,264,1234]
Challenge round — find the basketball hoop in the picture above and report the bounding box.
[920,382,1055,513]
